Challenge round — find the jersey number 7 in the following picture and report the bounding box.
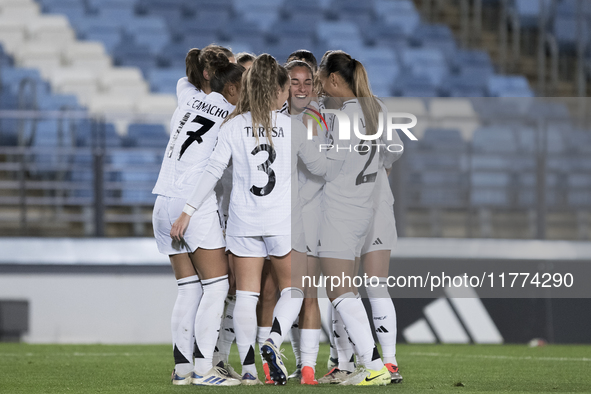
[178,115,215,160]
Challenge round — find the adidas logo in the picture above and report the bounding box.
[372,238,383,246]
[402,287,503,344]
[376,325,389,333]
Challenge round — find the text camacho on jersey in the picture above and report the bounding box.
[152,81,235,214]
[209,112,292,237]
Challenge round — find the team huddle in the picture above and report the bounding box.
[151,44,404,387]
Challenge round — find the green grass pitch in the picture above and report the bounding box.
[1,343,590,393]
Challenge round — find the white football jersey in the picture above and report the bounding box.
[323,98,379,214]
[152,87,235,214]
[209,111,292,236]
[292,119,328,237]
[296,101,326,211]
[374,99,402,206]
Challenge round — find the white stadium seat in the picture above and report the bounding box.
[26,15,75,43]
[14,41,63,77]
[135,94,177,130]
[62,41,112,71]
[0,0,40,18]
[429,98,481,140]
[49,67,100,105]
[0,17,26,52]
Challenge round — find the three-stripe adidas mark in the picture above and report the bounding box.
[372,238,383,246]
[375,325,389,333]
[203,376,227,384]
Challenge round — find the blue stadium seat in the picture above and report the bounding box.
[395,73,439,97]
[401,48,448,86]
[317,21,362,44]
[37,94,83,111]
[222,19,267,54]
[418,171,466,207]
[361,23,408,49]
[40,0,87,20]
[552,15,587,53]
[170,12,228,41]
[470,171,511,206]
[512,0,552,28]
[567,173,591,207]
[452,49,494,75]
[109,149,160,203]
[0,44,12,67]
[280,0,325,20]
[77,123,122,148]
[376,0,420,35]
[443,72,488,97]
[125,123,168,148]
[148,68,184,94]
[472,125,518,153]
[275,37,316,58]
[0,67,44,94]
[516,172,560,207]
[112,41,157,77]
[270,19,316,44]
[75,17,124,51]
[411,24,457,60]
[422,128,465,150]
[487,75,534,97]
[124,16,170,55]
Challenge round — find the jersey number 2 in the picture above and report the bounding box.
[356,141,377,185]
[178,115,215,160]
[250,144,276,197]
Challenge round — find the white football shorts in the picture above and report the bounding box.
[226,235,291,258]
[317,207,373,261]
[361,200,397,255]
[153,195,225,255]
[302,206,320,257]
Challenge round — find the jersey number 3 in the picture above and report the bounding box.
[178,115,215,160]
[250,144,276,197]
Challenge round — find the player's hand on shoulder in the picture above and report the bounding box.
[170,212,191,242]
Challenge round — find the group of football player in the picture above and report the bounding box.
[152,44,404,386]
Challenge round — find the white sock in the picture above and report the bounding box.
[235,290,259,376]
[328,303,338,361]
[290,317,301,367]
[333,292,384,372]
[171,275,201,375]
[332,307,355,371]
[193,275,229,375]
[367,278,398,365]
[257,326,271,365]
[268,287,304,345]
[213,294,236,366]
[300,328,321,369]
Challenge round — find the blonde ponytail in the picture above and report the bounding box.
[225,54,284,146]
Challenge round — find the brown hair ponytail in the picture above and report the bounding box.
[185,44,234,93]
[205,51,245,94]
[185,48,203,89]
[319,50,381,135]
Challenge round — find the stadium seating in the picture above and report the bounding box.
[0,0,588,237]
